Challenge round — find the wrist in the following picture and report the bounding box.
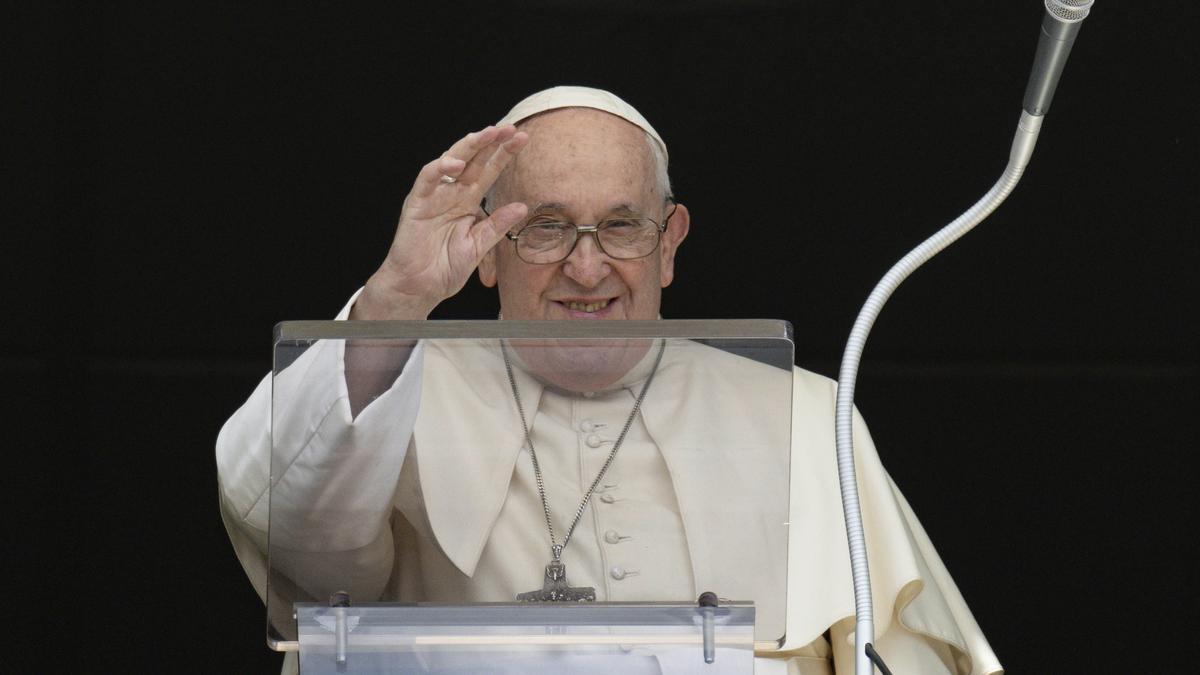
[351,273,437,320]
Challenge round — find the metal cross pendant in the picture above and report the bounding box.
[516,547,595,602]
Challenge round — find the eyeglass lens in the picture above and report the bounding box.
[517,219,660,263]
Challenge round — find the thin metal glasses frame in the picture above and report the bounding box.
[483,202,678,264]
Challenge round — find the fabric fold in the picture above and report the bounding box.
[413,340,544,577]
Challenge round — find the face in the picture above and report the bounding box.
[478,108,689,322]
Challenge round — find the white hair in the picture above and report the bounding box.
[646,130,673,202]
[484,128,672,213]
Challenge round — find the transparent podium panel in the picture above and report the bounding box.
[268,320,793,652]
[296,602,755,674]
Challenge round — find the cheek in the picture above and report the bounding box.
[617,261,662,302]
[633,260,660,290]
[498,262,553,306]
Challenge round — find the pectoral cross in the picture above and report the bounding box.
[516,547,596,602]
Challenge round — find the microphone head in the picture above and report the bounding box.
[1045,0,1094,23]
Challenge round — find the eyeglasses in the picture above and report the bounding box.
[488,203,677,265]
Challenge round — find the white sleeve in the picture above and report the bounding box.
[215,289,423,602]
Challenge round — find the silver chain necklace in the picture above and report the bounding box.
[503,339,666,602]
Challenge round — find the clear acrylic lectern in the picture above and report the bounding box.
[268,320,794,672]
[295,602,755,673]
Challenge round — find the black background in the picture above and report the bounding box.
[14,1,1198,672]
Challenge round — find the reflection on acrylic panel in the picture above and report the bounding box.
[267,321,793,646]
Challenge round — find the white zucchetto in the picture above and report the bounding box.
[496,85,668,163]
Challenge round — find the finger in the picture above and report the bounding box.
[412,155,467,198]
[462,131,529,192]
[457,130,527,186]
[411,126,515,199]
[469,200,529,259]
[444,125,516,164]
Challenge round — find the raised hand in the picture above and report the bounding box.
[352,125,530,320]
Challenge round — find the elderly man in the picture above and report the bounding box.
[217,87,1001,674]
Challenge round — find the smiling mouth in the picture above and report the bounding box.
[563,299,611,312]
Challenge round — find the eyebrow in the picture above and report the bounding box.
[529,202,568,215]
[529,202,642,217]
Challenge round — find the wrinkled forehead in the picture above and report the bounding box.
[500,108,659,209]
[518,108,651,159]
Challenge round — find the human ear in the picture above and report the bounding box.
[658,202,690,287]
[478,247,498,288]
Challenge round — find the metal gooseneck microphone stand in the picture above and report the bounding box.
[833,2,1095,673]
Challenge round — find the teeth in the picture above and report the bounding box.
[566,299,609,312]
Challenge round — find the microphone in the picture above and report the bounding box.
[1024,0,1095,116]
[834,3,1095,674]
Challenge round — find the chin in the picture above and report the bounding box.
[512,337,651,393]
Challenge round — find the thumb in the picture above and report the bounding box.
[471,201,528,259]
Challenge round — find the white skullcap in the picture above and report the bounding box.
[496,85,668,163]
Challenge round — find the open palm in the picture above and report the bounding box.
[357,125,529,319]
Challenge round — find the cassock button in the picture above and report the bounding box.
[585,434,603,448]
[599,494,616,504]
[579,420,596,432]
[604,530,622,544]
[610,566,628,580]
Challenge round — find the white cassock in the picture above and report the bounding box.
[217,293,1003,675]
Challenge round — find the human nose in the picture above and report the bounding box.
[561,229,611,287]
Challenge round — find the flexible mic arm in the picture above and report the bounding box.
[833,3,1093,673]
